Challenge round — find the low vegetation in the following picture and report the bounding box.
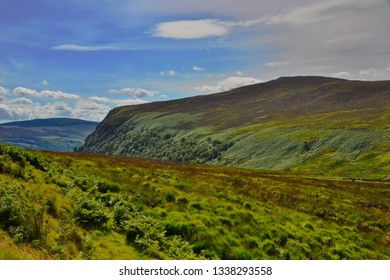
[1,143,389,259]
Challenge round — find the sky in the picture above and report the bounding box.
[1,0,390,122]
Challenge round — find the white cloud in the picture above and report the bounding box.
[152,19,262,39]
[11,97,33,105]
[0,100,74,121]
[111,99,148,107]
[328,65,390,81]
[265,61,291,67]
[89,96,111,103]
[332,72,352,80]
[193,66,205,71]
[108,87,157,97]
[41,80,50,86]
[12,87,80,100]
[0,86,9,96]
[359,68,383,80]
[41,90,80,100]
[322,33,369,45]
[235,71,244,76]
[13,87,38,97]
[262,0,374,25]
[52,44,119,51]
[72,100,111,121]
[160,70,177,76]
[195,76,262,94]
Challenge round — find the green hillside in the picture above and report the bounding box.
[0,118,98,152]
[1,143,389,260]
[81,76,390,180]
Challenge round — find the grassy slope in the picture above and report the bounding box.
[81,77,390,179]
[0,118,98,152]
[1,143,389,260]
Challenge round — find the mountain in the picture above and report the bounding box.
[0,118,98,152]
[81,76,390,179]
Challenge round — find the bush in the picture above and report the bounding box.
[262,241,278,256]
[0,185,46,243]
[177,196,189,207]
[73,196,109,229]
[164,193,176,202]
[0,191,23,228]
[97,182,120,193]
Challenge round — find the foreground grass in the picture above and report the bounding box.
[0,143,389,259]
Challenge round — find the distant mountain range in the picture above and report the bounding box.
[81,76,390,179]
[0,118,98,151]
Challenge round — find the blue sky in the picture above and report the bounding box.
[1,0,390,122]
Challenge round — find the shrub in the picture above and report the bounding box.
[0,185,46,243]
[190,203,203,210]
[97,182,120,193]
[73,196,109,229]
[177,196,189,207]
[0,192,23,228]
[164,192,176,202]
[262,241,278,256]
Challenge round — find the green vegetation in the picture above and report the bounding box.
[1,143,389,259]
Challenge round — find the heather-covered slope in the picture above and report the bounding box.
[81,76,390,179]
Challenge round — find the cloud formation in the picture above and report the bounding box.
[108,87,157,97]
[193,66,205,71]
[0,83,153,122]
[52,44,119,51]
[13,87,80,100]
[152,19,261,39]
[41,80,50,86]
[195,76,262,94]
[111,99,148,107]
[89,96,111,103]
[0,100,74,121]
[160,70,177,76]
[261,0,375,25]
[0,86,9,96]
[11,97,33,105]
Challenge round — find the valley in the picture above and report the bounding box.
[0,76,389,260]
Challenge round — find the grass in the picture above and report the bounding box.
[0,143,389,259]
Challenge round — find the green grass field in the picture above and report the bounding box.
[1,143,389,259]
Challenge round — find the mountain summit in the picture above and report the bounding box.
[81,76,390,179]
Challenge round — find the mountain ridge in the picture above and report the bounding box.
[0,117,98,152]
[0,117,98,127]
[81,76,390,179]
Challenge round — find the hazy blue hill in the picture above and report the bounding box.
[1,118,98,128]
[0,118,98,152]
[81,76,390,179]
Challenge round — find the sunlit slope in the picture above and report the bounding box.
[81,76,390,179]
[1,144,389,259]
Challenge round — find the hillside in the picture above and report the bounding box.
[0,118,98,152]
[81,76,390,179]
[1,143,389,260]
